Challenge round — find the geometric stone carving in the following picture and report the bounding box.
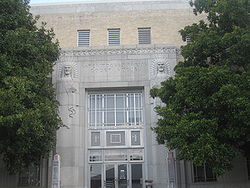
[60,47,178,60]
[68,106,76,118]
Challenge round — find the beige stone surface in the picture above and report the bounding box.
[34,9,205,48]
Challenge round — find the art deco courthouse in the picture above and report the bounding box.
[0,1,249,188]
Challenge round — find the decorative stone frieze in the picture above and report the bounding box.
[59,47,178,60]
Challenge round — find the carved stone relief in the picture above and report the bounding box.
[68,106,76,118]
[58,62,78,80]
[150,54,170,77]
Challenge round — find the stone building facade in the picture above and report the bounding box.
[0,1,249,188]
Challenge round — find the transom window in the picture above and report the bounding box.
[89,149,144,163]
[88,93,143,127]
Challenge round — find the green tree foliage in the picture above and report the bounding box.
[0,0,62,174]
[151,0,250,175]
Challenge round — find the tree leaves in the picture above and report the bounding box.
[151,0,250,175]
[0,0,62,174]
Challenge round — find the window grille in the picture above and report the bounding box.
[88,93,143,127]
[108,29,120,46]
[138,27,151,44]
[193,163,216,182]
[78,30,90,47]
[18,164,40,186]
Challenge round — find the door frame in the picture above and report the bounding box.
[89,163,144,188]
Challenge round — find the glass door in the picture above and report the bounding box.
[104,164,129,188]
[118,164,128,188]
[90,163,143,188]
[105,164,115,188]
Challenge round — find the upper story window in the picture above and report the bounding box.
[88,93,143,127]
[77,30,90,47]
[108,28,120,46]
[193,163,217,183]
[138,27,151,44]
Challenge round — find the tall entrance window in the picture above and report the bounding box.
[88,93,143,127]
[88,91,144,188]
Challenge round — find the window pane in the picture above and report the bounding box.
[96,95,102,110]
[90,95,95,109]
[96,112,102,125]
[107,95,114,109]
[90,111,95,126]
[116,94,125,109]
[106,111,115,125]
[116,111,125,125]
[128,94,134,110]
[128,110,135,125]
